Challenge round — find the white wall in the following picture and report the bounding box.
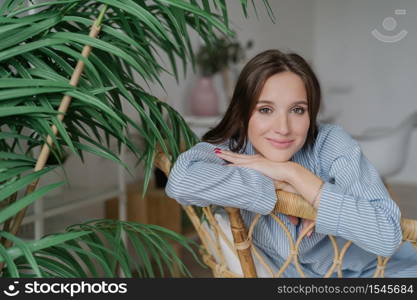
[313,0,417,184]
[142,0,316,116]
[138,0,417,185]
[226,0,315,64]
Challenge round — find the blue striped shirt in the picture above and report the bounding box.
[166,123,417,277]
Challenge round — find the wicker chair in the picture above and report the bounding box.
[154,149,417,278]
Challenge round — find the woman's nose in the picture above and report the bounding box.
[273,115,290,135]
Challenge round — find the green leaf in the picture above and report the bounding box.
[0,231,90,263]
[0,231,41,277]
[0,243,19,277]
[0,166,33,182]
[0,14,61,51]
[65,90,125,126]
[6,0,79,17]
[0,107,59,118]
[0,152,35,162]
[0,167,54,202]
[0,87,73,101]
[0,181,65,223]
[48,32,152,83]
[0,79,73,89]
[0,38,64,62]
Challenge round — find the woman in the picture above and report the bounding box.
[165,49,417,277]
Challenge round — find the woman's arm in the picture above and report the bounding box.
[313,143,402,257]
[165,142,277,215]
[217,139,403,257]
[215,150,323,205]
[281,162,324,207]
[215,150,322,235]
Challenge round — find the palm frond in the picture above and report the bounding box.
[0,0,274,189]
[0,0,273,278]
[1,219,202,278]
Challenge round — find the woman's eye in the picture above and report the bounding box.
[259,107,272,114]
[292,107,306,114]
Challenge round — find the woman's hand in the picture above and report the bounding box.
[215,149,324,207]
[214,149,291,182]
[215,149,315,236]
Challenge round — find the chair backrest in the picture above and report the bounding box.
[155,150,417,278]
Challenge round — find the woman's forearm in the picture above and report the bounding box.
[284,161,324,208]
[213,149,324,208]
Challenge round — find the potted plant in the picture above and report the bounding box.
[190,36,253,115]
[0,0,273,278]
[196,36,253,77]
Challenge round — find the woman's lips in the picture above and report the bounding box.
[266,138,294,149]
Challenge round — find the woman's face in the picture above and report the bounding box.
[248,71,310,162]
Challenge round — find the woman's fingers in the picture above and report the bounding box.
[216,155,245,164]
[287,215,299,225]
[214,148,260,163]
[215,149,256,158]
[214,148,313,234]
[301,219,315,237]
[215,151,247,164]
[214,149,243,158]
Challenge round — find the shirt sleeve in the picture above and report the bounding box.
[315,136,403,257]
[165,142,277,215]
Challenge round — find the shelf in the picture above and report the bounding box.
[183,115,223,139]
[183,115,223,126]
[23,184,122,225]
[18,132,139,240]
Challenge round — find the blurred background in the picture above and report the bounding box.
[148,0,417,187]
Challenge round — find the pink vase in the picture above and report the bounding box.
[190,76,219,116]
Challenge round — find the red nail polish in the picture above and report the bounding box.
[214,148,222,153]
[214,148,221,152]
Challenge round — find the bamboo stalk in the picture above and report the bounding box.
[0,5,108,255]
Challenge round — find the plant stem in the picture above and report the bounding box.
[0,4,109,261]
[0,192,18,243]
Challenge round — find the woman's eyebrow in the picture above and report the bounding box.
[257,100,308,105]
[257,100,275,105]
[292,100,308,106]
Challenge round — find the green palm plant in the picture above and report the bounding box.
[0,0,273,277]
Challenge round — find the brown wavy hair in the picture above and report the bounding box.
[202,49,321,153]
